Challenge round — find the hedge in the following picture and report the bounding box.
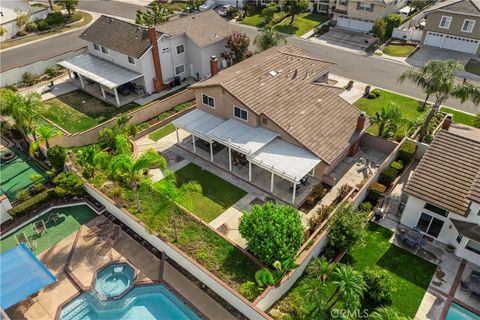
[9,189,56,217]
[397,141,417,164]
[378,167,398,188]
[390,160,404,171]
[370,182,387,194]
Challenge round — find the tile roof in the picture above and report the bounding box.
[156,11,230,47]
[80,15,156,59]
[404,130,480,216]
[191,44,368,165]
[425,0,480,14]
[450,219,480,242]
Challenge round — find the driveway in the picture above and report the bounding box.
[314,27,377,51]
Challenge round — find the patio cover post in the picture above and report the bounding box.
[78,74,85,88]
[100,85,106,98]
[209,142,213,162]
[292,182,297,204]
[113,87,120,107]
[192,135,196,153]
[67,70,72,80]
[248,161,252,182]
[228,147,232,172]
[270,171,274,192]
[176,128,179,143]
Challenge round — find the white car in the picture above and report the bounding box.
[199,0,216,11]
[217,4,234,16]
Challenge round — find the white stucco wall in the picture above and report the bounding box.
[200,39,227,79]
[0,197,13,225]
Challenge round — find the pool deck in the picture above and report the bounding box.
[6,216,236,320]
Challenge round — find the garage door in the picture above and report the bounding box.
[424,32,443,47]
[336,16,373,32]
[336,17,350,29]
[424,31,479,54]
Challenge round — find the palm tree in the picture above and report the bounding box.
[307,257,334,282]
[305,280,329,319]
[398,60,480,142]
[370,102,402,138]
[108,149,167,211]
[327,264,366,310]
[254,26,286,52]
[29,125,62,157]
[153,170,201,241]
[370,306,408,320]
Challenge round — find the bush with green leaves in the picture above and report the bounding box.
[22,72,39,86]
[239,281,259,301]
[367,92,377,99]
[362,269,395,307]
[239,202,304,265]
[474,114,480,128]
[25,22,38,32]
[45,66,63,78]
[16,30,28,37]
[371,88,382,97]
[384,14,402,38]
[358,201,373,212]
[326,204,368,254]
[378,167,398,188]
[390,160,404,171]
[46,11,64,25]
[9,189,56,217]
[53,172,85,196]
[37,19,50,31]
[370,182,386,194]
[397,141,417,164]
[47,145,66,169]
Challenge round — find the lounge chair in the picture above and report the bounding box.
[48,212,60,224]
[460,279,470,292]
[33,220,47,236]
[15,232,31,247]
[95,215,115,229]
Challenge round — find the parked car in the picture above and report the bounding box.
[217,4,234,16]
[199,0,215,11]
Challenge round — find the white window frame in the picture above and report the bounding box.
[461,19,475,33]
[174,64,185,76]
[176,43,185,55]
[359,2,372,11]
[439,16,452,29]
[202,94,215,108]
[128,56,135,65]
[93,43,101,51]
[233,106,248,122]
[415,212,446,238]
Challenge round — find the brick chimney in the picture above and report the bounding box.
[349,112,367,156]
[210,55,219,76]
[148,27,163,92]
[442,114,453,130]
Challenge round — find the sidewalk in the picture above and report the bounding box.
[329,73,368,104]
[20,75,77,101]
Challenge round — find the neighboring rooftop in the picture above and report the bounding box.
[404,129,480,216]
[80,15,155,59]
[451,219,480,242]
[191,44,368,165]
[156,10,230,47]
[425,0,480,14]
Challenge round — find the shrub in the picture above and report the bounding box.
[16,30,28,37]
[239,281,259,301]
[0,26,6,36]
[362,269,395,307]
[367,92,377,99]
[397,141,417,164]
[371,88,381,97]
[53,172,85,196]
[384,14,403,38]
[239,202,304,265]
[359,201,373,212]
[16,189,30,201]
[45,66,62,78]
[47,145,66,169]
[390,160,404,171]
[326,204,368,254]
[378,167,398,188]
[22,72,39,86]
[305,184,328,205]
[473,114,480,128]
[308,205,334,231]
[173,101,192,113]
[9,189,56,217]
[370,182,386,194]
[25,22,38,32]
[37,19,50,31]
[46,11,64,25]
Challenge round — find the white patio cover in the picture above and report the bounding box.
[59,54,143,89]
[172,109,225,142]
[207,119,278,155]
[248,138,321,183]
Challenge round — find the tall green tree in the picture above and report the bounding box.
[54,0,79,15]
[384,14,402,38]
[283,0,309,25]
[371,102,402,138]
[261,2,277,26]
[398,60,480,142]
[29,125,62,156]
[136,2,173,26]
[181,0,206,13]
[372,18,386,40]
[307,257,334,282]
[326,204,368,254]
[254,25,286,51]
[327,264,366,310]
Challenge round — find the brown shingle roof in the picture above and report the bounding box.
[425,0,480,14]
[80,15,156,59]
[404,130,480,216]
[191,44,368,164]
[451,219,480,241]
[155,11,230,47]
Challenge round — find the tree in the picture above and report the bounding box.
[223,31,250,64]
[254,25,286,51]
[384,14,403,38]
[16,13,29,29]
[411,0,427,11]
[181,0,206,13]
[398,60,480,142]
[55,0,79,15]
[370,307,409,320]
[135,2,173,26]
[362,269,395,307]
[283,0,309,25]
[53,172,84,196]
[261,2,277,26]
[326,204,368,254]
[47,0,54,10]
[372,18,386,40]
[370,102,402,138]
[307,257,334,282]
[327,264,366,311]
[239,202,304,265]
[29,125,62,157]
[47,145,66,169]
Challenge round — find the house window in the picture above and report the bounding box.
[128,56,135,64]
[175,64,185,76]
[358,2,373,11]
[202,94,215,108]
[93,43,101,51]
[466,239,480,255]
[439,16,452,29]
[416,213,444,238]
[423,203,448,217]
[176,44,185,54]
[262,117,268,125]
[101,46,109,54]
[461,19,475,33]
[233,106,248,121]
[456,234,463,244]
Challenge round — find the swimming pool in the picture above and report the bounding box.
[94,263,135,299]
[446,303,480,320]
[60,284,200,320]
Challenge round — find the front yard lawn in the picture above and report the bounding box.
[240,10,287,27]
[41,90,139,133]
[274,13,328,36]
[382,44,416,57]
[440,107,477,127]
[175,163,247,222]
[465,59,480,76]
[148,124,176,141]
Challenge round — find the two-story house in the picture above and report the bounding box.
[171,44,370,206]
[59,11,231,107]
[421,0,480,55]
[401,122,480,264]
[333,0,408,32]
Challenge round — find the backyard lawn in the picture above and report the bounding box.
[174,163,247,222]
[440,107,478,127]
[382,44,416,57]
[274,13,328,36]
[0,205,97,255]
[465,59,480,76]
[41,91,139,133]
[148,124,176,141]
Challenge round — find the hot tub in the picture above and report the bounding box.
[94,263,135,299]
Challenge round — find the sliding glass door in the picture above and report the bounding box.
[415,213,444,238]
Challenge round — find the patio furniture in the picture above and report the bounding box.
[460,279,470,292]
[94,224,116,243]
[95,215,115,229]
[400,229,423,249]
[15,232,31,248]
[48,212,60,225]
[300,175,309,186]
[33,220,47,236]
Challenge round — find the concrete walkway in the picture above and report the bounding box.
[20,75,77,101]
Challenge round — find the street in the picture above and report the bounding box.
[0,0,478,113]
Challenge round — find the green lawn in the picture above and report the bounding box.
[274,13,328,36]
[0,205,97,255]
[174,163,247,222]
[343,224,436,317]
[354,89,426,137]
[41,90,139,133]
[440,107,477,127]
[240,11,287,27]
[382,44,416,57]
[148,124,176,141]
[465,59,480,76]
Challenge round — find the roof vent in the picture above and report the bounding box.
[292,69,298,80]
[269,70,278,77]
[109,18,113,23]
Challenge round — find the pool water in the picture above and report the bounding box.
[60,284,200,320]
[94,263,135,299]
[447,303,480,320]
